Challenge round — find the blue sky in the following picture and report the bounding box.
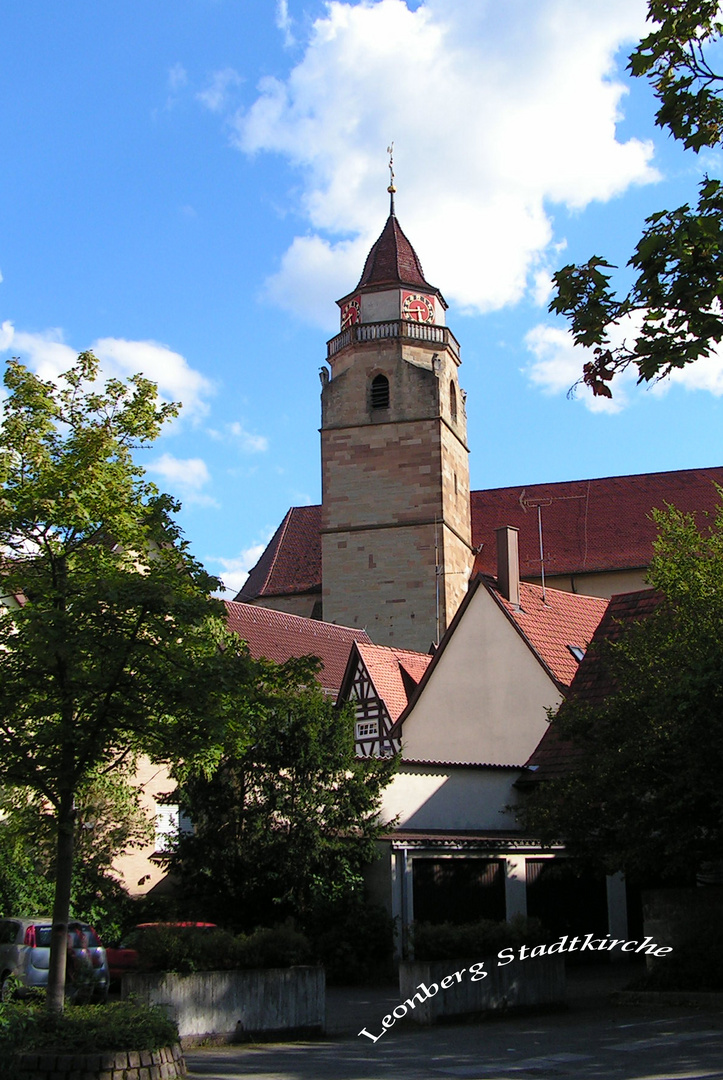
[2,0,722,594]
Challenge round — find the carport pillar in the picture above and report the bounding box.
[606,872,629,957]
[504,855,527,920]
[391,847,415,960]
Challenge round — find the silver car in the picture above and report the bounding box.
[0,917,109,1002]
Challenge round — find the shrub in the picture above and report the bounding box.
[627,925,723,992]
[0,999,178,1072]
[130,923,313,973]
[132,926,244,973]
[411,916,550,962]
[306,898,395,984]
[236,925,313,969]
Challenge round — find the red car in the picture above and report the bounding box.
[106,922,217,985]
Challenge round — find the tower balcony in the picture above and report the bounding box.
[327,320,460,361]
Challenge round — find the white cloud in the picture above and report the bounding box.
[147,453,218,507]
[208,541,270,596]
[197,68,243,113]
[526,305,723,410]
[0,324,213,423]
[92,337,213,420]
[168,63,188,93]
[208,419,269,452]
[524,314,643,413]
[0,320,16,351]
[652,344,723,398]
[228,421,268,452]
[276,1,296,48]
[230,0,656,326]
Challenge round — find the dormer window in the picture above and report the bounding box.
[450,381,457,423]
[371,374,390,409]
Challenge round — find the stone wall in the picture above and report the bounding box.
[122,966,325,1041]
[398,956,566,1024]
[320,334,472,650]
[16,1043,186,1080]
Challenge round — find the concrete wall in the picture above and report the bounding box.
[539,567,649,599]
[380,764,521,831]
[113,757,175,897]
[401,583,561,766]
[123,967,325,1040]
[398,955,565,1024]
[248,592,320,619]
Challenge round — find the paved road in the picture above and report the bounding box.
[186,1002,723,1079]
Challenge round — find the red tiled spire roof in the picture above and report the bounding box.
[355,213,437,293]
[237,466,723,602]
[224,600,372,696]
[522,588,663,781]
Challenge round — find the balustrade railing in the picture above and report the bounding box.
[327,320,460,359]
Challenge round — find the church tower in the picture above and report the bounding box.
[320,181,473,652]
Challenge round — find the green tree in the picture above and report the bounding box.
[0,770,153,943]
[519,501,723,881]
[0,354,248,1011]
[551,1,723,398]
[172,657,396,930]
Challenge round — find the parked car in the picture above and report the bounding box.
[106,922,217,985]
[0,917,110,1002]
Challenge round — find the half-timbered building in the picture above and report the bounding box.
[339,642,432,757]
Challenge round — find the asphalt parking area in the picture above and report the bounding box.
[186,999,723,1080]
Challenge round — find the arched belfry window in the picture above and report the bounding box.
[450,380,457,423]
[371,374,390,409]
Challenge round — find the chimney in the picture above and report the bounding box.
[495,526,520,608]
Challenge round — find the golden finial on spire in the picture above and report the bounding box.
[387,142,396,214]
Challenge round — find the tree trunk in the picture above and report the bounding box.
[46,793,75,1014]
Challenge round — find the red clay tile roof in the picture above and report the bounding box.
[471,467,723,579]
[224,600,372,696]
[522,588,663,781]
[490,579,608,689]
[355,213,437,293]
[236,467,723,602]
[355,642,432,722]
[235,506,321,602]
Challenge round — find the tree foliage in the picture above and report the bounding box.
[0,772,152,942]
[172,657,396,930]
[519,501,723,881]
[0,354,251,1009]
[551,1,723,398]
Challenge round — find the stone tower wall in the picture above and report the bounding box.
[320,335,473,649]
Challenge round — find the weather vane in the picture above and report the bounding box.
[387,142,396,213]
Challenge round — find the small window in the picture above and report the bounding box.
[370,374,389,409]
[155,803,193,853]
[450,380,457,422]
[355,720,379,740]
[567,645,585,663]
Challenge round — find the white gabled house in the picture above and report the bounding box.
[338,528,619,954]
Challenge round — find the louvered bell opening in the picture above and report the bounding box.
[371,374,389,409]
